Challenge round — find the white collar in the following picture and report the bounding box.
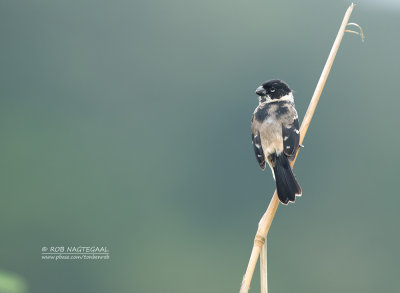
[259,92,294,105]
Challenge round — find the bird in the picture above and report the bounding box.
[251,79,302,204]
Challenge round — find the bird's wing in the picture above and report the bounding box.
[282,118,300,160]
[251,131,266,170]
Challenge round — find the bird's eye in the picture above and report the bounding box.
[270,88,276,93]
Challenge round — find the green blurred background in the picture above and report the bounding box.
[1,0,399,292]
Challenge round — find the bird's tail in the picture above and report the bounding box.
[273,154,302,204]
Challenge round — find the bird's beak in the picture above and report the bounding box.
[255,86,267,96]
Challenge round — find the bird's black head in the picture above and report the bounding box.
[255,79,292,100]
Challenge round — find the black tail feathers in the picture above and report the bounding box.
[273,154,302,204]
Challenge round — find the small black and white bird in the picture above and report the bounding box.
[251,79,302,204]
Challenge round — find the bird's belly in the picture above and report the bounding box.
[260,120,283,156]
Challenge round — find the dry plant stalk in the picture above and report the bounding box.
[240,3,357,293]
[260,241,268,293]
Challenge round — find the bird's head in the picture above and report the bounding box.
[255,79,292,102]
